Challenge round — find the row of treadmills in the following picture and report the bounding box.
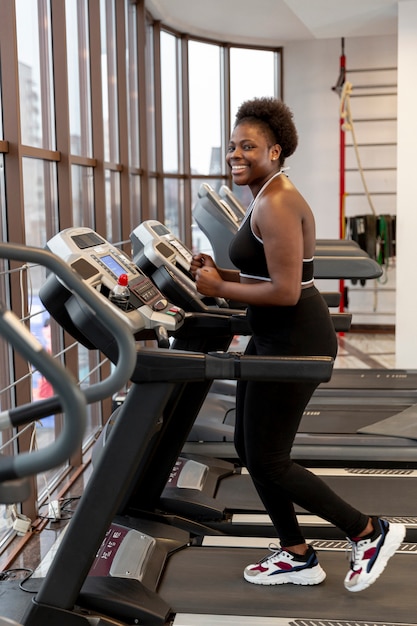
[1,185,416,625]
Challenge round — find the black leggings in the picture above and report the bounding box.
[234,286,369,546]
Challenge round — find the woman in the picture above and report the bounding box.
[191,96,404,592]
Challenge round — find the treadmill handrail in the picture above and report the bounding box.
[0,303,87,480]
[131,346,334,384]
[0,243,137,405]
[0,242,137,480]
[314,255,382,279]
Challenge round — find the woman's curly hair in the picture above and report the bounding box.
[234,97,298,164]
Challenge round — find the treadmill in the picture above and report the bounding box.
[36,229,417,543]
[130,218,417,466]
[1,234,414,625]
[58,226,407,542]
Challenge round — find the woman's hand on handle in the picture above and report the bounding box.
[190,253,217,278]
[195,265,224,298]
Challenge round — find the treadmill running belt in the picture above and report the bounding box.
[217,472,417,517]
[359,403,417,439]
[321,368,417,390]
[160,546,415,622]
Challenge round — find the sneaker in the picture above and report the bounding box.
[344,518,406,592]
[244,544,326,586]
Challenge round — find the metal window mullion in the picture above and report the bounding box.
[275,47,283,99]
[136,0,150,221]
[180,34,192,248]
[175,37,183,177]
[171,35,183,238]
[221,44,231,184]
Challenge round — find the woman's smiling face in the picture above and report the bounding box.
[226,120,280,192]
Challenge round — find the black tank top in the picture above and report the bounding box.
[229,211,314,284]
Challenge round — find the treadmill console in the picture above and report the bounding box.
[193,183,240,270]
[219,185,246,222]
[198,183,241,228]
[130,220,228,313]
[42,227,184,338]
[131,220,193,278]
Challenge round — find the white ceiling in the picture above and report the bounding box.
[145,0,399,46]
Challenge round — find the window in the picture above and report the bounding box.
[66,0,93,157]
[188,40,223,176]
[161,31,181,174]
[0,1,282,548]
[71,165,95,227]
[230,47,278,117]
[16,0,55,150]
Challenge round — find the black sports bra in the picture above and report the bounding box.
[229,211,314,285]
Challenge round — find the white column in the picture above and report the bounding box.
[396,0,417,367]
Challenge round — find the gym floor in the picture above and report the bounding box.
[0,331,397,582]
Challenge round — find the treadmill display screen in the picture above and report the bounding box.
[153,224,170,236]
[156,241,174,259]
[100,255,127,278]
[72,232,106,249]
[71,258,98,280]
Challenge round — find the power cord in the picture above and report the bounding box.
[0,567,35,592]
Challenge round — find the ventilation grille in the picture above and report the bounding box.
[310,539,416,553]
[290,621,415,626]
[346,467,415,476]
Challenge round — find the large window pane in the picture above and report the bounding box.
[71,165,95,227]
[125,0,140,169]
[100,0,119,163]
[164,178,183,236]
[191,178,222,256]
[149,177,157,219]
[188,41,222,175]
[161,31,180,173]
[230,47,277,118]
[16,0,55,149]
[105,170,121,243]
[66,0,92,157]
[130,175,142,228]
[23,158,58,249]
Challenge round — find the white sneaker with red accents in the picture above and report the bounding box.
[344,518,406,592]
[244,544,326,586]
